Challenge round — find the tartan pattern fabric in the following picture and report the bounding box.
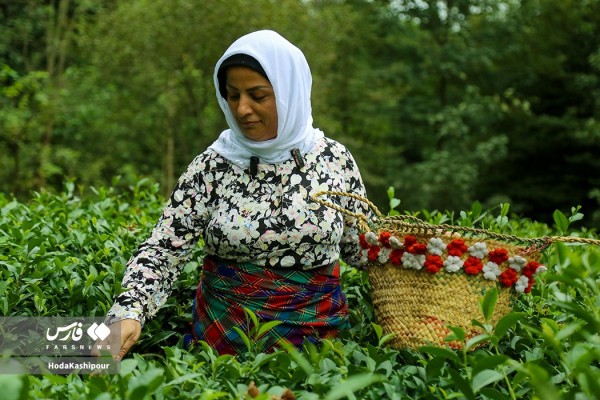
[191,256,349,355]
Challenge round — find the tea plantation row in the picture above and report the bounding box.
[1,181,598,399]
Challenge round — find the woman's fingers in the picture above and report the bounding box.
[116,319,142,360]
[91,319,141,360]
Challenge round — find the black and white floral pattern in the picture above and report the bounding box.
[107,137,370,325]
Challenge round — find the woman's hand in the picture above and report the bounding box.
[93,319,142,360]
[114,319,142,360]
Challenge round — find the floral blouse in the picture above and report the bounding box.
[107,137,371,325]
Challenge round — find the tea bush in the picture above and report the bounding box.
[1,182,598,399]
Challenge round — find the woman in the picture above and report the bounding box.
[105,30,370,357]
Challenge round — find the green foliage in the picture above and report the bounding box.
[2,2,600,397]
[0,179,164,318]
[386,186,401,216]
[0,65,50,194]
[1,184,599,399]
[2,0,600,226]
[231,308,284,357]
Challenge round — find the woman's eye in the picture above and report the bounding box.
[253,95,266,101]
[227,93,240,101]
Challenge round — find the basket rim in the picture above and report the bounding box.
[359,229,547,294]
[311,190,600,247]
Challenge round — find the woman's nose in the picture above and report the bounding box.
[237,96,252,116]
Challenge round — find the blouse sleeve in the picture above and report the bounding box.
[106,158,207,326]
[338,148,373,268]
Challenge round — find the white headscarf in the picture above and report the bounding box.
[208,30,324,169]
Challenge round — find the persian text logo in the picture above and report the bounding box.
[46,322,84,341]
[46,322,111,342]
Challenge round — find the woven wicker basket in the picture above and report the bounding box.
[312,190,600,350]
[366,235,536,349]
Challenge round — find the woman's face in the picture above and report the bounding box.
[225,66,278,141]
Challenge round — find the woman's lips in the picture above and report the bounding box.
[241,121,260,128]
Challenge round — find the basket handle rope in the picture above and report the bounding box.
[311,190,600,248]
[311,190,381,232]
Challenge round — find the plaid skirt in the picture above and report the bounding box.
[190,256,349,355]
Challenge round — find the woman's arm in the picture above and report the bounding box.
[105,156,208,328]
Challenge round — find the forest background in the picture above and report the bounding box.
[2,0,600,226]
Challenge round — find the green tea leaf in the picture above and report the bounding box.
[465,333,494,351]
[371,322,383,341]
[163,373,204,386]
[232,327,252,352]
[118,358,138,376]
[472,354,509,377]
[448,369,476,400]
[471,201,482,219]
[243,308,259,331]
[386,186,395,200]
[420,346,461,364]
[479,388,509,400]
[472,369,505,392]
[127,367,164,399]
[256,320,283,340]
[525,363,561,399]
[553,210,569,233]
[481,288,498,322]
[494,312,526,340]
[323,373,385,400]
[447,325,466,342]
[378,332,397,347]
[280,341,314,376]
[555,320,586,342]
[0,375,28,400]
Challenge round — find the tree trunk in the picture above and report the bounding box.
[164,76,178,193]
[38,0,72,189]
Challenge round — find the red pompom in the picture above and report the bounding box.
[523,261,542,278]
[379,232,392,248]
[424,255,444,273]
[367,246,381,262]
[359,233,370,249]
[488,248,509,264]
[390,249,405,265]
[463,256,483,275]
[499,268,519,287]
[447,239,468,256]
